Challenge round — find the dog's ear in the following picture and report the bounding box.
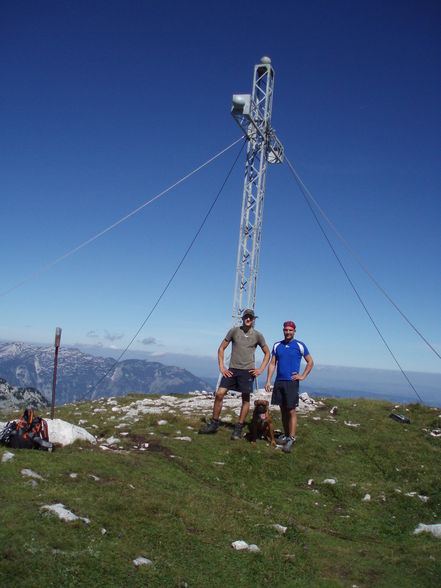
[254,400,259,406]
[264,400,269,407]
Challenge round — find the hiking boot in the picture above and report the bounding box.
[231,423,244,440]
[282,436,297,453]
[275,434,289,446]
[198,419,219,434]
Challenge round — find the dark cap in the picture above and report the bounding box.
[242,309,257,319]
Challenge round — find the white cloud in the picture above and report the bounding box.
[104,330,124,342]
[141,337,160,346]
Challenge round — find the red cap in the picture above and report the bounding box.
[283,321,296,330]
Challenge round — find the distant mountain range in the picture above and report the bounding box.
[304,364,441,407]
[0,342,212,406]
[0,377,49,412]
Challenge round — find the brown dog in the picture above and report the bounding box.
[250,399,276,447]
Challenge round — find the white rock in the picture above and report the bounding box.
[21,468,45,481]
[414,523,441,539]
[69,473,78,479]
[157,420,168,425]
[248,544,260,553]
[42,503,90,524]
[2,451,14,463]
[174,436,192,442]
[133,556,153,567]
[232,540,249,550]
[362,494,371,502]
[307,479,314,486]
[101,528,107,535]
[323,478,337,485]
[273,524,287,534]
[106,436,119,445]
[46,419,96,446]
[344,421,360,428]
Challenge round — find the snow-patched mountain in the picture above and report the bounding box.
[0,377,49,412]
[0,342,211,405]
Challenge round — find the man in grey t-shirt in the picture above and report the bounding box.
[199,309,270,440]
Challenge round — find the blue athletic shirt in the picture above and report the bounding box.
[272,339,310,381]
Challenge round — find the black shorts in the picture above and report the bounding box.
[219,368,255,396]
[271,380,299,409]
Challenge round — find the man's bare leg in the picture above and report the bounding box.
[213,387,228,420]
[281,406,289,436]
[199,387,228,434]
[288,408,297,438]
[238,393,250,424]
[280,406,297,437]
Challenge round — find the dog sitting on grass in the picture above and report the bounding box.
[249,399,276,447]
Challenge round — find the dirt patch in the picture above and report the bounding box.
[146,439,174,457]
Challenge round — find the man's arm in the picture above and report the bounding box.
[292,354,314,381]
[218,339,232,377]
[249,344,271,377]
[265,354,277,392]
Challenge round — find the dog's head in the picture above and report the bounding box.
[254,399,269,420]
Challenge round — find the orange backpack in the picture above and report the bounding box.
[2,408,52,451]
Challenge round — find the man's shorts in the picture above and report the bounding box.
[271,380,299,409]
[219,368,255,396]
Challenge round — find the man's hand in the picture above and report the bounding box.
[291,372,304,381]
[264,382,272,393]
[221,368,233,378]
[249,367,263,377]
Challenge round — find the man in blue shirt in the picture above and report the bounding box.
[265,321,314,453]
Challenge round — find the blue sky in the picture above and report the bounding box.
[1,1,440,386]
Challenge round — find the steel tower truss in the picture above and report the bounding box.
[230,56,284,325]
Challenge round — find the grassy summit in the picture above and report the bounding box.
[1,394,440,587]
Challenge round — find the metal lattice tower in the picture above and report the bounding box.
[230,56,284,325]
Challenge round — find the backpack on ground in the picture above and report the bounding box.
[0,408,53,451]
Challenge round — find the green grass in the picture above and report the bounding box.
[1,396,440,587]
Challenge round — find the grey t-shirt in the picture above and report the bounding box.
[225,327,267,370]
